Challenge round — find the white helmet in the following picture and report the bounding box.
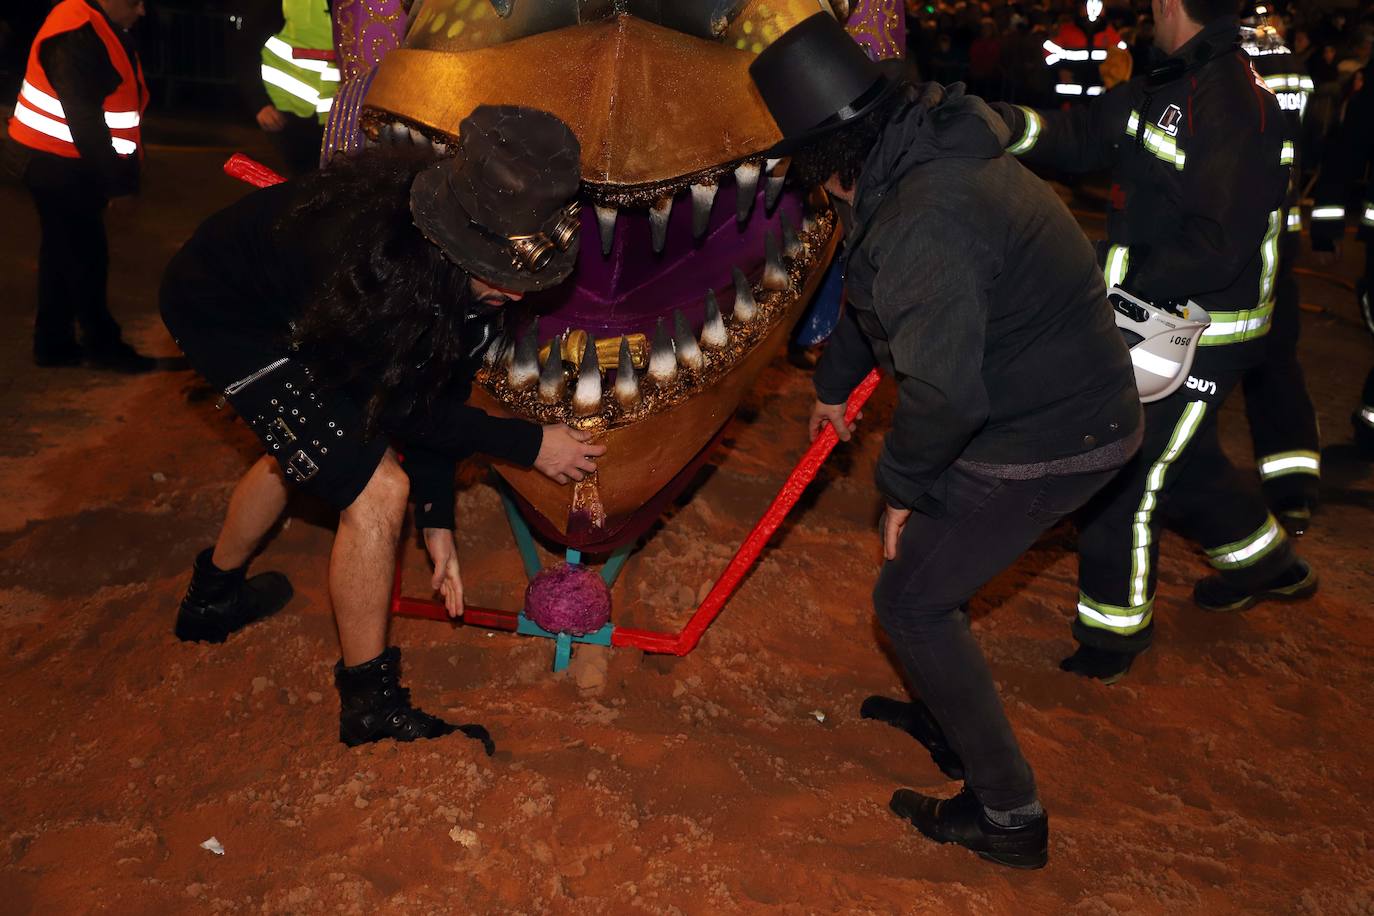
[1108,286,1211,403]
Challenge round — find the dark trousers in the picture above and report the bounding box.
[873,463,1118,810]
[269,113,324,177]
[24,161,120,357]
[1242,265,1321,506]
[1075,351,1296,654]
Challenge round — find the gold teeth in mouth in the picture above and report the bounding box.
[477,206,836,431]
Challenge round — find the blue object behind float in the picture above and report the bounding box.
[793,247,845,347]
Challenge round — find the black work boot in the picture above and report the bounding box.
[174,548,293,643]
[1194,559,1317,613]
[889,786,1048,870]
[860,695,965,780]
[334,647,495,753]
[1059,644,1140,685]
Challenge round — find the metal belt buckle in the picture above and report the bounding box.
[286,449,319,482]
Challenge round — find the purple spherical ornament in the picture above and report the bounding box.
[524,563,612,636]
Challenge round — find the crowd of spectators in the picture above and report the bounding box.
[904,0,1374,134]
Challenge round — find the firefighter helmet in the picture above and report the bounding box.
[1108,286,1212,403]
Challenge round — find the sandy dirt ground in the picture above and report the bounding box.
[1,118,1372,915]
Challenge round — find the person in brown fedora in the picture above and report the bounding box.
[159,105,604,749]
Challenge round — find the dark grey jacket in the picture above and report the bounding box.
[814,82,1141,512]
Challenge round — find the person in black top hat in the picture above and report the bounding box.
[750,14,1143,868]
[160,105,605,750]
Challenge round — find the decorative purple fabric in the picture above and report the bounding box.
[524,563,613,635]
[846,0,907,62]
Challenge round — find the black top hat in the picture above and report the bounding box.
[411,105,582,293]
[748,13,905,155]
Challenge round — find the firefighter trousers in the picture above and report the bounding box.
[1242,264,1321,507]
[1074,350,1297,654]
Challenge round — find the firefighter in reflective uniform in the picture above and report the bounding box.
[992,0,1318,682]
[1042,4,1125,101]
[1,0,155,371]
[1309,59,1374,459]
[231,0,338,176]
[1240,11,1322,531]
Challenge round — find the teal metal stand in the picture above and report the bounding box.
[495,477,634,672]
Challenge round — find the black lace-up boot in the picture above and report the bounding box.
[174,548,293,643]
[334,647,494,753]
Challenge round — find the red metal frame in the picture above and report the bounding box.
[391,372,882,655]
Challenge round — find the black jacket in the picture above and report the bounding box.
[160,179,543,529]
[994,17,1289,365]
[227,0,285,117]
[2,0,141,197]
[814,82,1140,513]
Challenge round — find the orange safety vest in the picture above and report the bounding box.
[8,0,147,159]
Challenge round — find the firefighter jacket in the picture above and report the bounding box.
[4,0,146,196]
[1309,66,1374,250]
[1246,41,1313,259]
[994,16,1290,366]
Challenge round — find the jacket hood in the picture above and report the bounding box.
[854,81,1010,229]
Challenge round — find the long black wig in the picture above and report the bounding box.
[286,150,487,435]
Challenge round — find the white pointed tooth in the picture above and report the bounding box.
[508,326,540,389]
[650,196,673,254]
[572,333,602,417]
[781,212,803,259]
[765,157,789,212]
[615,337,641,409]
[648,318,678,383]
[732,266,757,322]
[762,230,789,291]
[595,205,618,256]
[538,333,567,404]
[734,161,761,223]
[673,310,704,370]
[691,183,718,238]
[701,291,728,348]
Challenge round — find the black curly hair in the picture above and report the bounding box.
[286,150,494,436]
[785,85,908,191]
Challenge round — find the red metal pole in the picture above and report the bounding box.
[224,154,285,188]
[612,369,882,655]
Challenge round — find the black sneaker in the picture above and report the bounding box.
[860,695,965,779]
[1059,644,1139,684]
[1194,558,1317,613]
[889,787,1048,870]
[334,647,494,753]
[86,339,156,374]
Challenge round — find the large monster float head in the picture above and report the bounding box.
[327,0,903,551]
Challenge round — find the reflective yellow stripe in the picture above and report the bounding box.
[1008,106,1042,155]
[1257,450,1321,479]
[1286,207,1302,233]
[1128,401,1207,607]
[1103,244,1130,287]
[1199,301,1274,345]
[1125,111,1186,171]
[1258,209,1280,305]
[1206,515,1285,569]
[1310,206,1346,220]
[1076,593,1153,636]
[1361,204,1374,227]
[1280,141,1294,166]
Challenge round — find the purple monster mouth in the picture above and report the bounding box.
[371,119,836,429]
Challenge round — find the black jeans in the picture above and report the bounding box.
[23,158,121,356]
[873,462,1119,810]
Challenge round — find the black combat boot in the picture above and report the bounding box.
[334,647,495,753]
[1059,644,1141,684]
[890,787,1048,870]
[860,695,965,780]
[174,548,293,643]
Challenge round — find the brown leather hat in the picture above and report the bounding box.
[410,105,582,292]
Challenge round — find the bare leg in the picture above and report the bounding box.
[212,455,289,570]
[331,451,409,666]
